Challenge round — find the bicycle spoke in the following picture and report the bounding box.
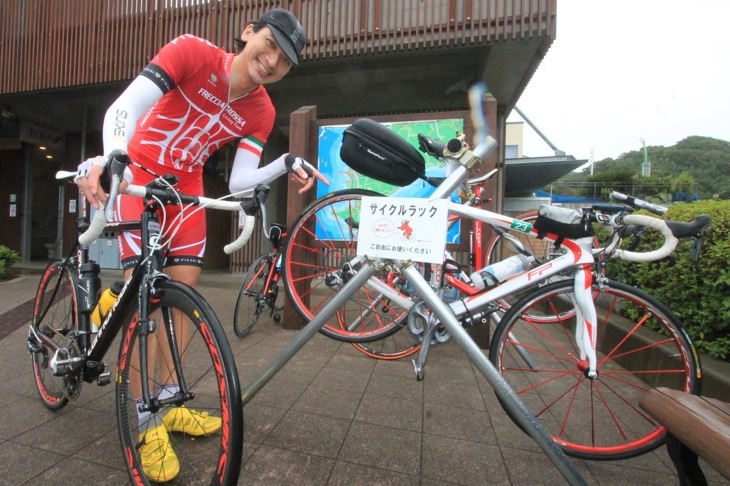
[490,279,700,460]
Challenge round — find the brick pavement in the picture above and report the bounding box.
[0,265,725,485]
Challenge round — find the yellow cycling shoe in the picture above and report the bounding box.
[139,424,180,482]
[162,406,222,436]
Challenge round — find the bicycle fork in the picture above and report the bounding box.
[136,274,193,413]
[572,265,599,378]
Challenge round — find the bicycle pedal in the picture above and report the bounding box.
[96,364,111,386]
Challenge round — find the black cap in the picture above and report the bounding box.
[259,9,306,66]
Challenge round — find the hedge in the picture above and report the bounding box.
[605,200,730,361]
[0,245,20,280]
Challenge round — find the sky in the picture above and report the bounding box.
[508,0,730,165]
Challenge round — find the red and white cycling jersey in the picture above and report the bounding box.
[128,34,275,174]
[115,34,277,268]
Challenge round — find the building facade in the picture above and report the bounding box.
[0,0,557,267]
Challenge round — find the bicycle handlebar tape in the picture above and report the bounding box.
[224,215,255,254]
[611,215,678,262]
[79,205,108,246]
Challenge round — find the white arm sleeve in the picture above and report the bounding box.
[102,76,165,156]
[229,151,288,198]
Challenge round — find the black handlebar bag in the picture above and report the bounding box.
[339,118,427,186]
[533,205,594,243]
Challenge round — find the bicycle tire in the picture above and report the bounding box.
[233,253,273,338]
[483,212,546,269]
[29,260,78,411]
[488,278,701,460]
[282,189,411,344]
[483,211,604,320]
[116,280,243,485]
[351,325,422,360]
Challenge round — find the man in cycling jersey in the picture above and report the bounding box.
[75,9,328,482]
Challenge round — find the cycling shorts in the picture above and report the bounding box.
[116,165,206,270]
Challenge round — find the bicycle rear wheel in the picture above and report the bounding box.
[351,325,421,360]
[282,190,412,344]
[29,260,78,411]
[233,253,273,338]
[489,278,700,460]
[116,280,243,485]
[484,212,547,269]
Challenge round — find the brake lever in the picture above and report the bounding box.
[690,236,705,272]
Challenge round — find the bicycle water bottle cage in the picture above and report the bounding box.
[442,258,462,274]
[340,118,427,186]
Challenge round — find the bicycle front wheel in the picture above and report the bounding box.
[233,253,273,338]
[282,190,412,344]
[116,280,243,485]
[489,278,701,460]
[29,260,78,411]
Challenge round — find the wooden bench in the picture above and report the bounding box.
[639,387,730,485]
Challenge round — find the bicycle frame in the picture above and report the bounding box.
[31,195,195,413]
[340,153,601,375]
[247,253,281,313]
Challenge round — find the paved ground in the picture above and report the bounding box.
[0,264,726,485]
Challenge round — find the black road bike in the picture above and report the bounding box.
[27,155,267,485]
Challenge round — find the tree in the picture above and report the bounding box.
[548,136,730,199]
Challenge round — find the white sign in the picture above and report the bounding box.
[357,197,449,264]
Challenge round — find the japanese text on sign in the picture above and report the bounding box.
[357,197,449,264]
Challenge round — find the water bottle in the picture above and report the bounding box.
[470,254,535,290]
[91,281,124,332]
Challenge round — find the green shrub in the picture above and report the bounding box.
[606,200,730,360]
[0,245,20,279]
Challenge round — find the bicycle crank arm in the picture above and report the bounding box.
[49,348,84,376]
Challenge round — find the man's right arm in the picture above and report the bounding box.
[77,75,164,208]
[102,75,165,156]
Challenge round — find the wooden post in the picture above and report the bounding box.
[283,105,317,330]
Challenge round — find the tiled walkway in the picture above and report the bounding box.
[0,267,725,485]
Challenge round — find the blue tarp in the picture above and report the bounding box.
[534,190,699,204]
[533,190,602,204]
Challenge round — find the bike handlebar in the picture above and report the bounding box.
[602,214,678,262]
[610,191,667,216]
[597,212,711,263]
[56,169,265,254]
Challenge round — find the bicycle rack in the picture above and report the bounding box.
[240,259,588,486]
